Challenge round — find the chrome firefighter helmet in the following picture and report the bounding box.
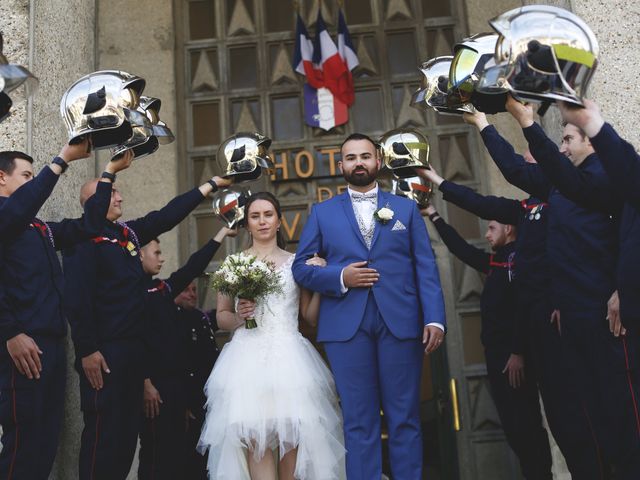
[111,96,176,161]
[379,129,430,179]
[448,33,509,114]
[391,176,432,208]
[108,109,153,161]
[212,188,251,228]
[60,70,146,149]
[139,96,175,145]
[215,132,275,184]
[411,56,474,115]
[477,5,598,105]
[0,33,39,122]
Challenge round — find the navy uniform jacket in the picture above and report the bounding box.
[497,122,621,314]
[477,126,551,301]
[63,188,205,360]
[432,216,519,352]
[439,179,549,303]
[589,124,640,326]
[0,165,111,344]
[143,239,221,383]
[179,307,219,413]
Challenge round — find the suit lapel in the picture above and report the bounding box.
[340,192,368,249]
[369,190,385,250]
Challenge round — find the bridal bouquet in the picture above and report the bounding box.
[210,253,283,329]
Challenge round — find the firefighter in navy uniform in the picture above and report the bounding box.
[417,110,606,479]
[63,173,230,480]
[505,96,640,479]
[559,99,640,343]
[137,226,235,480]
[423,203,552,480]
[0,144,132,480]
[175,281,221,480]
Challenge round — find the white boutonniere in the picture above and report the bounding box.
[374,204,394,225]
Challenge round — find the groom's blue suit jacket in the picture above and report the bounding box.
[293,190,446,342]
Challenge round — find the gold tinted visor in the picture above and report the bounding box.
[449,48,479,94]
[121,87,140,109]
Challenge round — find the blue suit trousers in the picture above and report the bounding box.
[323,293,424,480]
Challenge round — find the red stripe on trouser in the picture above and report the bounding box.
[582,404,605,480]
[622,337,640,438]
[151,419,157,480]
[90,390,101,480]
[7,368,18,480]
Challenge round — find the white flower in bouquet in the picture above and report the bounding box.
[210,252,284,329]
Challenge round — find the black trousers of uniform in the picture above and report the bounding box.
[185,407,208,480]
[560,310,640,480]
[485,345,552,480]
[78,339,144,480]
[138,376,187,480]
[0,336,66,480]
[521,298,609,480]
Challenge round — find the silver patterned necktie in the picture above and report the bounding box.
[350,191,377,249]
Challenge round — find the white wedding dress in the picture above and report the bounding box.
[198,254,346,479]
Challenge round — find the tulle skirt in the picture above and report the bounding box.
[198,328,346,479]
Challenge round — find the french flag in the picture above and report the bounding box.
[293,13,323,90]
[312,11,349,104]
[293,11,348,130]
[337,9,358,107]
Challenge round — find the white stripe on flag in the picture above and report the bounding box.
[338,36,359,71]
[296,34,314,75]
[317,87,336,131]
[319,30,339,64]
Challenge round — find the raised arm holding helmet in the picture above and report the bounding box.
[0,141,132,480]
[558,99,640,347]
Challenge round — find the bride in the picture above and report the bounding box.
[198,192,346,480]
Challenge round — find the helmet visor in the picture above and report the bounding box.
[120,87,140,109]
[410,87,429,109]
[152,123,175,145]
[449,48,479,92]
[0,64,38,99]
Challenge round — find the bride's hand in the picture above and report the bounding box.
[236,298,256,319]
[305,253,327,268]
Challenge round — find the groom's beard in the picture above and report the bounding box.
[344,166,378,186]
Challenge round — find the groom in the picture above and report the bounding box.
[292,133,446,480]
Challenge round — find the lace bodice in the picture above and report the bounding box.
[234,255,300,337]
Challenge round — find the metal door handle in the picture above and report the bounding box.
[449,378,461,431]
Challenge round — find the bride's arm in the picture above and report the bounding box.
[299,254,326,327]
[300,288,321,327]
[216,292,254,330]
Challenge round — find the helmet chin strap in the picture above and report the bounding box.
[537,101,551,117]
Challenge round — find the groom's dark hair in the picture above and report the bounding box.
[340,133,379,152]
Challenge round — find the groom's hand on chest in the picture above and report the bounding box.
[343,261,379,288]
